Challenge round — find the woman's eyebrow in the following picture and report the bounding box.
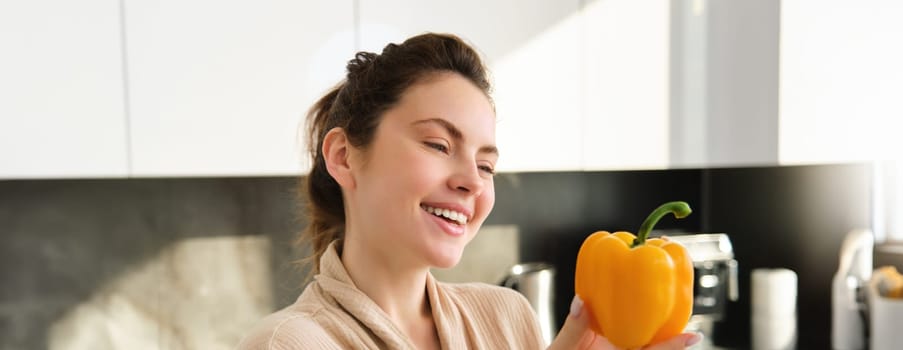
[479,145,499,157]
[411,118,462,139]
[411,118,499,157]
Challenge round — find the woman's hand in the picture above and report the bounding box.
[548,296,703,350]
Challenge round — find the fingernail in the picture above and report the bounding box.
[569,295,583,318]
[685,332,704,347]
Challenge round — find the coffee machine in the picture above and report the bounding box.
[667,233,739,348]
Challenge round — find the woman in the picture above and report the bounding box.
[238,33,702,350]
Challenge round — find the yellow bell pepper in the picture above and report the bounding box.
[575,201,694,349]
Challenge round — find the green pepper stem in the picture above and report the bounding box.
[631,201,692,248]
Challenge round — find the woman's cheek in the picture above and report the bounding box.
[477,184,496,220]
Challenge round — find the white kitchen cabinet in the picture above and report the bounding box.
[359,0,584,172]
[582,0,671,170]
[666,0,902,169]
[125,0,355,177]
[779,0,903,165]
[0,0,128,179]
[668,0,781,169]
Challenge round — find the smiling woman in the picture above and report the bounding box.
[334,72,498,270]
[304,35,498,276]
[236,33,545,350]
[236,33,700,350]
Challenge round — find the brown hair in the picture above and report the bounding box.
[299,33,492,275]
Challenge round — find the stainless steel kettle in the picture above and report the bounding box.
[500,263,556,346]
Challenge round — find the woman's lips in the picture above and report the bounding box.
[424,209,466,237]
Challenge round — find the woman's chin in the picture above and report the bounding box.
[428,249,464,269]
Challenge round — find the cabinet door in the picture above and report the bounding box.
[582,0,670,170]
[780,1,903,165]
[359,0,584,172]
[126,0,354,176]
[0,0,128,179]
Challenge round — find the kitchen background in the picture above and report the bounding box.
[2,0,902,349]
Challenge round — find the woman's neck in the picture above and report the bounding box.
[340,236,434,329]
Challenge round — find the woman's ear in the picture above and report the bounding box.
[322,127,356,189]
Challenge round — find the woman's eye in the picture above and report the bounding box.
[424,142,448,153]
[478,165,495,175]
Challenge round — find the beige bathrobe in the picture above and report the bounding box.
[237,242,545,349]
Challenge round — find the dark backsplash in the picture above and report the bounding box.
[491,164,872,349]
[702,164,872,349]
[0,163,872,349]
[488,169,704,343]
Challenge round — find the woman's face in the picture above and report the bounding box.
[346,72,497,269]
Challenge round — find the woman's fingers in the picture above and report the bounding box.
[549,295,703,350]
[548,296,614,350]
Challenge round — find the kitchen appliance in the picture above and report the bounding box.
[832,229,873,350]
[500,263,556,346]
[667,233,739,348]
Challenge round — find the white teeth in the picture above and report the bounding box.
[421,205,467,225]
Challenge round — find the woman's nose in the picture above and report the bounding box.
[449,163,484,197]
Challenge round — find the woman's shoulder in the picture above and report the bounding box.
[236,306,340,350]
[236,288,345,350]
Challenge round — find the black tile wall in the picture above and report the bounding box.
[0,163,874,349]
[702,164,873,349]
[488,170,704,334]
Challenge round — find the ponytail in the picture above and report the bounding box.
[297,84,346,276]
